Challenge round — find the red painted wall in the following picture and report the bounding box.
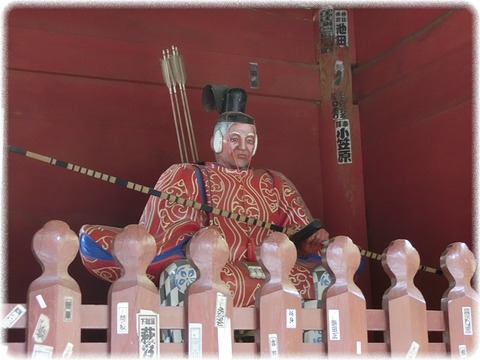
[5,7,327,304]
[352,7,474,309]
[4,5,473,314]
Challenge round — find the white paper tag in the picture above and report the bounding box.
[286,309,296,329]
[137,310,160,359]
[335,119,353,164]
[217,317,232,360]
[462,307,472,335]
[406,341,420,359]
[268,333,279,358]
[188,323,202,359]
[32,344,54,358]
[328,309,340,340]
[63,297,73,322]
[334,10,349,47]
[1,304,26,328]
[33,314,50,343]
[62,342,74,359]
[36,294,47,309]
[117,302,129,334]
[0,344,8,359]
[356,340,362,354]
[215,293,227,328]
[0,344,8,356]
[333,60,345,87]
[459,344,467,358]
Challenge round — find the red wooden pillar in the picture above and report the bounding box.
[381,239,429,356]
[440,242,479,357]
[255,232,303,357]
[316,7,371,305]
[185,226,234,359]
[26,220,81,358]
[108,224,161,357]
[322,236,368,355]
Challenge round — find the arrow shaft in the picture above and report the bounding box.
[8,145,292,235]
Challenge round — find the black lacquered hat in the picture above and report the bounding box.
[202,85,255,125]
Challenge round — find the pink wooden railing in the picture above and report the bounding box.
[1,220,478,358]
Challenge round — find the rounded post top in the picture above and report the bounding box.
[381,239,420,282]
[32,220,79,275]
[187,226,229,278]
[112,224,156,276]
[440,242,476,288]
[323,235,360,283]
[257,232,296,282]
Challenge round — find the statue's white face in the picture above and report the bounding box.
[213,123,257,170]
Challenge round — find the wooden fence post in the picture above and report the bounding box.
[185,226,234,359]
[26,220,81,358]
[381,239,428,356]
[440,242,479,357]
[108,224,161,357]
[255,232,303,357]
[322,235,368,355]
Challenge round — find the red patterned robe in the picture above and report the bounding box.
[80,162,324,306]
[138,162,321,306]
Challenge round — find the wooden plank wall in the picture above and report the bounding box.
[352,7,474,309]
[5,6,326,305]
[6,5,472,315]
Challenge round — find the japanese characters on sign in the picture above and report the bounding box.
[117,302,129,335]
[320,8,349,52]
[215,292,232,358]
[1,304,26,329]
[286,309,296,329]
[215,293,227,328]
[63,296,73,322]
[188,323,202,359]
[137,310,160,359]
[320,9,353,165]
[335,120,353,164]
[335,10,349,47]
[333,60,345,88]
[328,309,341,341]
[33,313,50,343]
[462,306,473,336]
[268,333,279,358]
[332,93,347,121]
[319,7,334,54]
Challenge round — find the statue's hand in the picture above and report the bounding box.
[296,228,330,258]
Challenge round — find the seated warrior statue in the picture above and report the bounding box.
[79,85,330,307]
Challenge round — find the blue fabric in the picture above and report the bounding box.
[79,233,114,261]
[79,164,206,266]
[298,253,322,262]
[79,232,189,263]
[152,238,190,262]
[192,165,207,204]
[356,255,366,275]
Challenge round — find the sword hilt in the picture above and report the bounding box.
[290,218,323,245]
